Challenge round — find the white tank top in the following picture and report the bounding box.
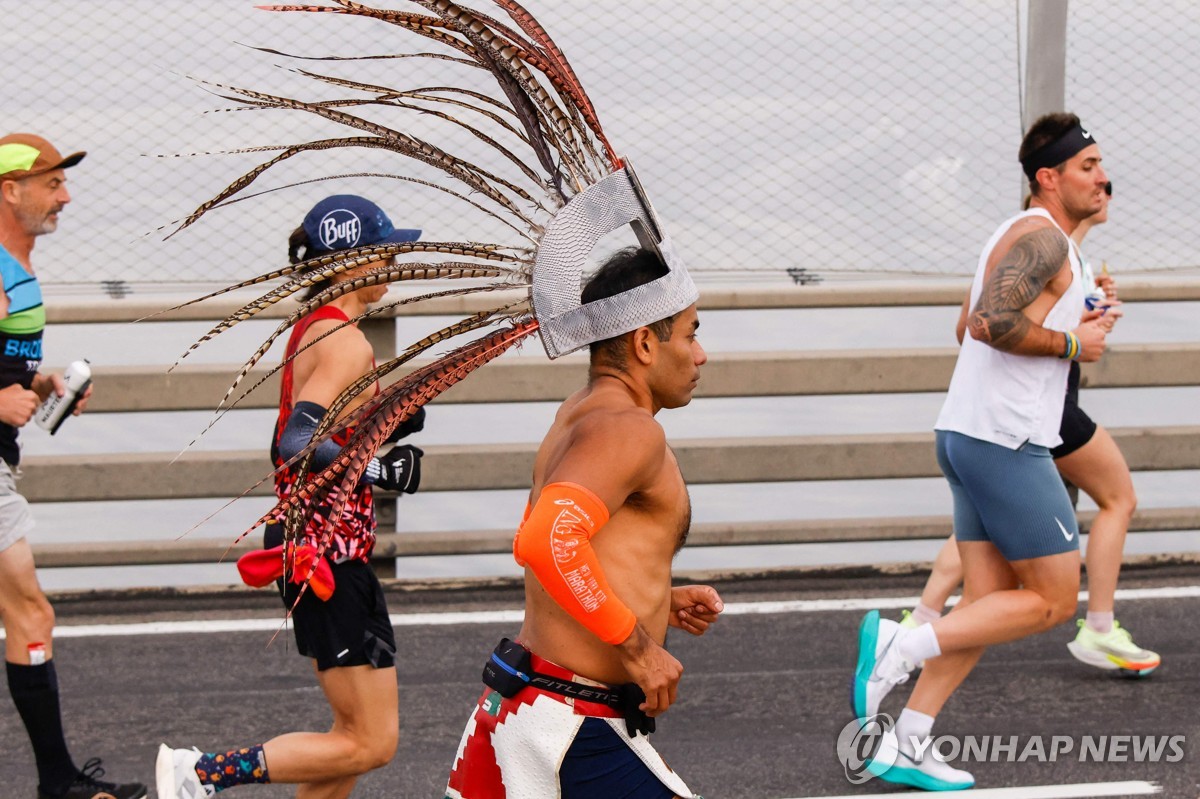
[935,208,1084,449]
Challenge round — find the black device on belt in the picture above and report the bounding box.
[482,638,655,737]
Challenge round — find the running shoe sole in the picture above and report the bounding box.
[867,758,975,792]
[852,610,880,721]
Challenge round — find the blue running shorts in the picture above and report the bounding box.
[935,429,1080,560]
[559,718,676,799]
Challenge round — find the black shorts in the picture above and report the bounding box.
[265,526,396,671]
[1051,361,1097,459]
[1052,399,1097,458]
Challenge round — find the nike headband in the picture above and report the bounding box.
[1021,123,1097,181]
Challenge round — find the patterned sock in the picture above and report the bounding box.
[1086,611,1114,634]
[194,745,270,793]
[912,602,942,625]
[6,660,78,797]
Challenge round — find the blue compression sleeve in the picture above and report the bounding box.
[278,400,381,482]
[279,400,353,473]
[279,400,385,485]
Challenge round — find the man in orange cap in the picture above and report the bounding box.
[0,133,146,799]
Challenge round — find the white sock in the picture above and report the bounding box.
[898,623,941,665]
[1087,611,1114,634]
[912,602,942,625]
[895,707,935,756]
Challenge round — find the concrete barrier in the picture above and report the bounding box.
[19,426,1200,502]
[81,342,1200,411]
[32,282,1200,575]
[29,506,1200,567]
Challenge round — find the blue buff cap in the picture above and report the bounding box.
[302,194,421,253]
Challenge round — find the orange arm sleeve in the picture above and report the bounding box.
[513,481,637,646]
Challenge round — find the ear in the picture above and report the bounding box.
[1035,166,1059,195]
[631,326,655,366]
[0,179,19,205]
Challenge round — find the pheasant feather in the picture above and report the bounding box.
[170,0,659,603]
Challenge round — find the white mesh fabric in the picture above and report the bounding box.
[532,165,698,359]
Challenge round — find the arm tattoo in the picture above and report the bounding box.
[968,227,1068,351]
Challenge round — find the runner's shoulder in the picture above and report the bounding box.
[303,317,371,354]
[1008,214,1056,237]
[573,403,664,451]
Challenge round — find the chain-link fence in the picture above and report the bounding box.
[2,1,1195,290]
[1067,0,1200,276]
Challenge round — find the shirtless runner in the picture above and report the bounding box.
[446,246,724,799]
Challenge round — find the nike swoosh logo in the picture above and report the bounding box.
[301,412,320,424]
[1082,129,1092,139]
[1055,517,1076,542]
[871,631,898,681]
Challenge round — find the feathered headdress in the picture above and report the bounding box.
[168,0,697,585]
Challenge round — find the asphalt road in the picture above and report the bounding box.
[2,566,1198,799]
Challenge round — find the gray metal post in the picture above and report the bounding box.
[1023,0,1069,132]
[362,313,399,579]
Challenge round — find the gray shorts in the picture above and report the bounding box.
[0,460,35,553]
[935,430,1080,561]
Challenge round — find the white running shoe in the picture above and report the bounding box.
[155,744,214,799]
[852,610,916,721]
[868,728,975,791]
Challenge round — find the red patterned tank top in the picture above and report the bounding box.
[271,305,378,562]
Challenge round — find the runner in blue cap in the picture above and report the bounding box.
[157,195,425,799]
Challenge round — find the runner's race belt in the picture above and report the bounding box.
[482,638,655,737]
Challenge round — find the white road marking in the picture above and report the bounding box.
[3,610,528,640]
[792,779,1160,798]
[3,586,1197,640]
[719,584,1200,616]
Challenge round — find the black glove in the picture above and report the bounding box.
[372,444,423,494]
[618,684,656,738]
[385,406,426,444]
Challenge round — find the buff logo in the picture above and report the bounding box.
[318,209,362,249]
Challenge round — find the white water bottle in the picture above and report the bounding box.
[35,359,92,435]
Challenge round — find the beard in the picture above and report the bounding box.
[15,204,59,236]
